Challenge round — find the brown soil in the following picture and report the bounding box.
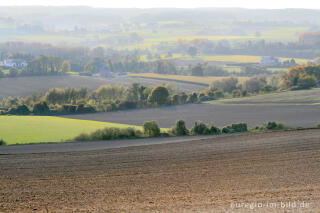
[62,103,320,128]
[1,129,320,212]
[0,75,205,98]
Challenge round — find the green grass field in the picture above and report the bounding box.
[0,116,142,145]
[206,88,320,106]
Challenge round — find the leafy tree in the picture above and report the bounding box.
[0,139,6,146]
[264,121,285,130]
[75,104,96,113]
[74,127,141,141]
[153,60,177,74]
[208,124,221,135]
[91,46,105,57]
[8,104,30,115]
[187,46,197,57]
[117,100,137,110]
[24,55,63,76]
[261,85,274,93]
[61,60,71,73]
[191,64,204,76]
[84,57,106,74]
[243,77,267,93]
[8,68,18,77]
[297,75,317,89]
[171,94,180,105]
[222,123,248,133]
[210,77,239,93]
[187,92,198,103]
[45,87,88,105]
[33,101,50,115]
[191,121,210,135]
[232,90,241,97]
[143,120,160,137]
[148,86,169,106]
[171,120,189,136]
[126,83,148,101]
[178,92,188,104]
[281,65,320,90]
[203,65,228,76]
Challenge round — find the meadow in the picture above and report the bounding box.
[206,88,320,106]
[0,116,141,145]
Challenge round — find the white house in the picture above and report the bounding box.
[0,59,28,68]
[260,56,281,67]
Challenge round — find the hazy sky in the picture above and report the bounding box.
[0,0,319,9]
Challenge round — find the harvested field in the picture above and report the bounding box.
[62,103,320,128]
[128,73,249,85]
[0,75,206,98]
[207,88,320,105]
[1,129,320,212]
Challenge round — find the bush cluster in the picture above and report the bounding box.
[8,104,30,115]
[189,121,221,135]
[74,127,142,141]
[171,120,189,136]
[222,123,248,134]
[0,139,6,146]
[73,119,303,143]
[143,120,161,137]
[263,121,285,130]
[281,65,320,90]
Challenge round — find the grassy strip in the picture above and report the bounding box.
[205,88,320,106]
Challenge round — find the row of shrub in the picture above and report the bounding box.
[73,120,249,142]
[1,102,96,115]
[73,120,298,142]
[74,127,142,141]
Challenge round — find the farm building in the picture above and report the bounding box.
[299,32,320,45]
[92,67,114,78]
[260,56,281,67]
[0,59,27,68]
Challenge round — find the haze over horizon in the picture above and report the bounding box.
[0,0,319,9]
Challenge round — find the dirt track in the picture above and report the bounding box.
[1,129,320,212]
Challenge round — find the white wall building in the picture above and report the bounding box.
[260,56,281,67]
[0,59,28,68]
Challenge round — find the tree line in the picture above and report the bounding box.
[0,84,205,116]
[1,64,319,116]
[280,64,320,90]
[156,39,320,59]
